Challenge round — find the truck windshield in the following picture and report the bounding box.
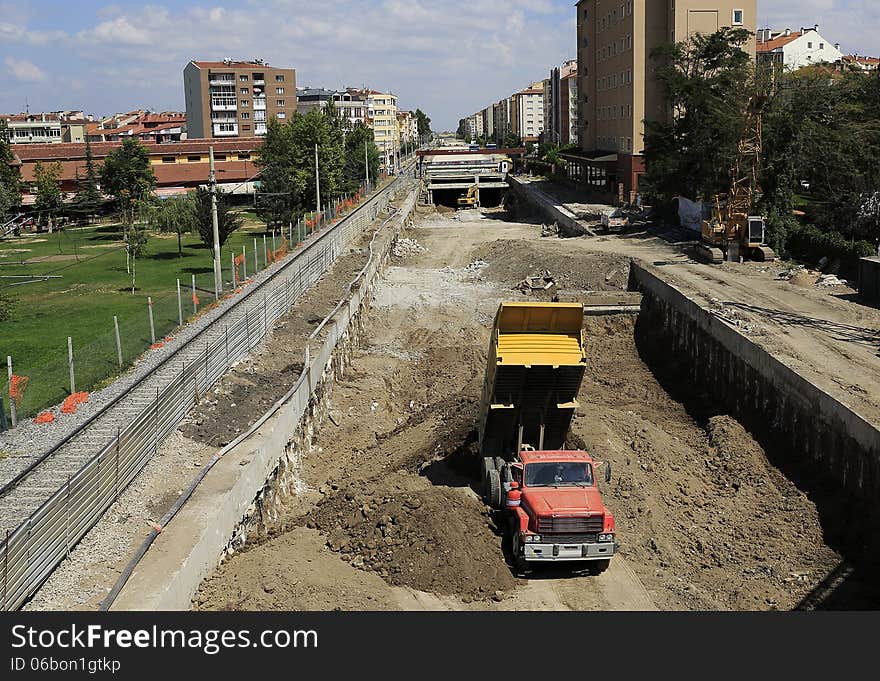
[525,462,593,487]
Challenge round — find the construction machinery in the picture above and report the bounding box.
[698,95,777,264]
[457,184,480,208]
[477,302,617,574]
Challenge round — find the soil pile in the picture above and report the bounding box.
[306,483,516,601]
[473,239,630,292]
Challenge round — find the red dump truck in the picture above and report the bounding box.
[478,302,617,574]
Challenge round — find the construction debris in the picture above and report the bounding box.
[392,238,426,258]
[464,259,490,273]
[541,223,559,238]
[516,270,556,294]
[816,274,850,288]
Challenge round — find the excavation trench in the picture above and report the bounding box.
[190,210,878,611]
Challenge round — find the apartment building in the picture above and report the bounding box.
[365,90,399,170]
[547,60,579,145]
[481,105,495,140]
[510,82,545,143]
[1,113,63,144]
[493,99,511,141]
[571,0,756,197]
[397,110,418,146]
[184,59,296,139]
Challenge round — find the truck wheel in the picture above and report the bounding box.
[480,457,495,487]
[511,531,530,575]
[588,560,610,576]
[486,469,503,509]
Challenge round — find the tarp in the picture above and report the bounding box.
[676,196,704,233]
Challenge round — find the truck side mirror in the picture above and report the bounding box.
[605,463,612,484]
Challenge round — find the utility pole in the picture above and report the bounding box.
[314,143,321,214]
[209,146,222,300]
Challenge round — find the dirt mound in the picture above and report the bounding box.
[305,483,515,601]
[576,317,841,610]
[473,239,630,292]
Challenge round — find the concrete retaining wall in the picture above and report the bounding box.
[507,176,593,237]
[630,261,880,550]
[112,187,418,610]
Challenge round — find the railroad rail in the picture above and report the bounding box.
[0,172,414,611]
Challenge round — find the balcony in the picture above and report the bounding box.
[209,77,235,86]
[253,79,265,86]
[253,98,267,111]
[212,115,237,124]
[255,123,268,136]
[213,124,239,137]
[211,100,238,112]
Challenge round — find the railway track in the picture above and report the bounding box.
[0,173,413,610]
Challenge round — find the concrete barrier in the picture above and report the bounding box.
[112,187,418,610]
[629,261,880,551]
[507,176,595,237]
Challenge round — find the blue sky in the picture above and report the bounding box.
[1,0,878,131]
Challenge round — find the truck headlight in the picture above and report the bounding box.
[598,533,614,542]
[525,535,541,543]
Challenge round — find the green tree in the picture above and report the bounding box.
[255,118,300,229]
[343,122,380,193]
[148,194,197,257]
[70,138,103,224]
[641,27,755,207]
[194,187,243,248]
[33,161,64,231]
[414,109,432,139]
[289,107,345,211]
[1,121,21,219]
[100,137,156,228]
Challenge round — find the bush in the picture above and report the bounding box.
[785,222,874,274]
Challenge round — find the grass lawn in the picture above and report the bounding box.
[0,212,273,418]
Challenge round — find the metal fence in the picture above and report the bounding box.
[0,173,413,611]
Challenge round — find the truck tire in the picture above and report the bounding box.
[480,457,496,487]
[588,560,610,576]
[511,530,530,575]
[486,469,503,509]
[499,464,512,485]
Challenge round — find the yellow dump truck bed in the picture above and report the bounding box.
[479,303,587,458]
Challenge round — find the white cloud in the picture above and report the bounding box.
[4,56,48,82]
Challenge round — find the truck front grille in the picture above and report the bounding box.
[539,534,599,544]
[538,515,604,534]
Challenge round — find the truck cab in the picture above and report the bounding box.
[494,451,616,573]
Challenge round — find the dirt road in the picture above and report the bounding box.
[196,206,849,611]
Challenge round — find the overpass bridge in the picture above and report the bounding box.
[417,148,524,206]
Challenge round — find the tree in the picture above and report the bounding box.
[70,138,103,224]
[342,122,380,193]
[33,161,63,231]
[148,194,197,257]
[194,187,243,248]
[641,27,755,207]
[255,118,300,229]
[0,121,21,218]
[100,138,156,228]
[288,107,345,211]
[414,109,432,139]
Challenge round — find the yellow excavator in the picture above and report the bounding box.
[698,95,776,264]
[458,185,480,208]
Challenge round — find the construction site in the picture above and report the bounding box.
[10,164,878,613]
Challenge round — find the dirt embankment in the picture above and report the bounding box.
[575,316,842,610]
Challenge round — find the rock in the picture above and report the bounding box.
[492,591,504,602]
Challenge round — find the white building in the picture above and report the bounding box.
[757,25,843,70]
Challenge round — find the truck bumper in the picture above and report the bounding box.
[524,541,616,563]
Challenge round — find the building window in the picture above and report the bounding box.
[241,112,250,119]
[277,100,285,107]
[242,125,251,131]
[161,156,175,163]
[732,9,744,25]
[820,43,825,49]
[214,154,227,160]
[241,100,249,107]
[239,74,249,81]
[238,153,251,160]
[277,112,286,119]
[276,87,284,94]
[275,74,285,82]
[240,88,248,94]
[187,155,201,162]
[808,42,813,49]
